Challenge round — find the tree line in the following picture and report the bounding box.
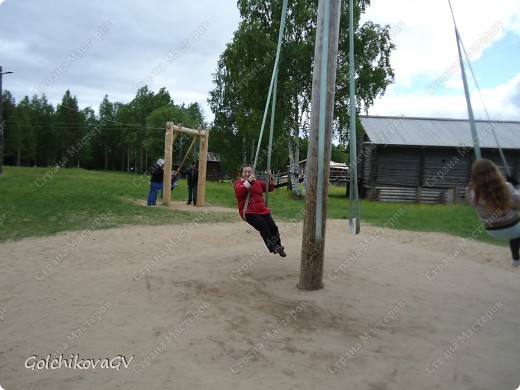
[2,86,205,173]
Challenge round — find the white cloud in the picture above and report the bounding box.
[0,0,240,119]
[482,72,520,119]
[367,71,520,121]
[362,0,520,120]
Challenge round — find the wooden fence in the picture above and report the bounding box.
[371,185,466,204]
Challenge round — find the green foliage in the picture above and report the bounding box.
[209,0,395,173]
[6,97,37,165]
[2,87,205,174]
[145,106,184,160]
[54,90,84,167]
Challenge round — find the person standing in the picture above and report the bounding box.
[234,164,286,257]
[467,158,520,266]
[147,158,164,206]
[183,162,199,206]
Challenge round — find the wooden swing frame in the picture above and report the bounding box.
[162,122,209,207]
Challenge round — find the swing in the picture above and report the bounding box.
[162,122,208,207]
[242,0,288,220]
[449,1,520,248]
[245,0,362,240]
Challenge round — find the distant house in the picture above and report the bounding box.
[206,152,221,181]
[358,116,520,204]
[298,159,349,186]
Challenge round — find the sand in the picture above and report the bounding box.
[0,201,519,390]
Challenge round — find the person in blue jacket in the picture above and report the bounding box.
[147,158,164,206]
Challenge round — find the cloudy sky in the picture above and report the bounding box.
[363,0,520,121]
[1,0,519,124]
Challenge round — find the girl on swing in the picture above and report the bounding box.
[234,164,287,257]
[467,159,520,266]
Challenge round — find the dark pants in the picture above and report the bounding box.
[187,185,197,205]
[511,237,520,260]
[245,213,282,253]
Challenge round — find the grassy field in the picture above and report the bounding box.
[0,166,237,242]
[0,166,502,246]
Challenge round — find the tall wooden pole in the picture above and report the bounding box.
[298,0,341,291]
[197,130,209,207]
[162,123,174,206]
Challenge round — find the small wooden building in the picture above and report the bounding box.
[358,116,520,204]
[206,152,222,181]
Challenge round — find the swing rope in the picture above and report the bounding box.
[449,0,513,177]
[454,18,512,176]
[243,0,288,220]
[177,136,197,172]
[464,60,512,176]
[265,71,278,207]
[448,0,481,160]
[348,0,360,235]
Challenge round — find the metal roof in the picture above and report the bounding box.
[359,116,520,149]
[207,152,221,162]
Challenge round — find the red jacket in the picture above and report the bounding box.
[234,178,274,220]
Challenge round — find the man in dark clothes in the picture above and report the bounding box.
[147,158,164,206]
[182,161,199,206]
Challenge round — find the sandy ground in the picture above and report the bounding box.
[0,201,519,390]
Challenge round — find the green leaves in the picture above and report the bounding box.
[2,86,204,172]
[209,0,395,171]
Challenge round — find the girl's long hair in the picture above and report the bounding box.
[469,159,511,211]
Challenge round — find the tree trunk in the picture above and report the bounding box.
[288,134,300,195]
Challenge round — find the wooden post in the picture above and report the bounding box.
[162,123,174,206]
[197,130,209,207]
[299,0,341,291]
[171,123,206,137]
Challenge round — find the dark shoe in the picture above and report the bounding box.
[186,202,191,205]
[274,246,287,257]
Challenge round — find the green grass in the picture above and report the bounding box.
[0,166,503,247]
[0,166,236,242]
[336,187,506,246]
